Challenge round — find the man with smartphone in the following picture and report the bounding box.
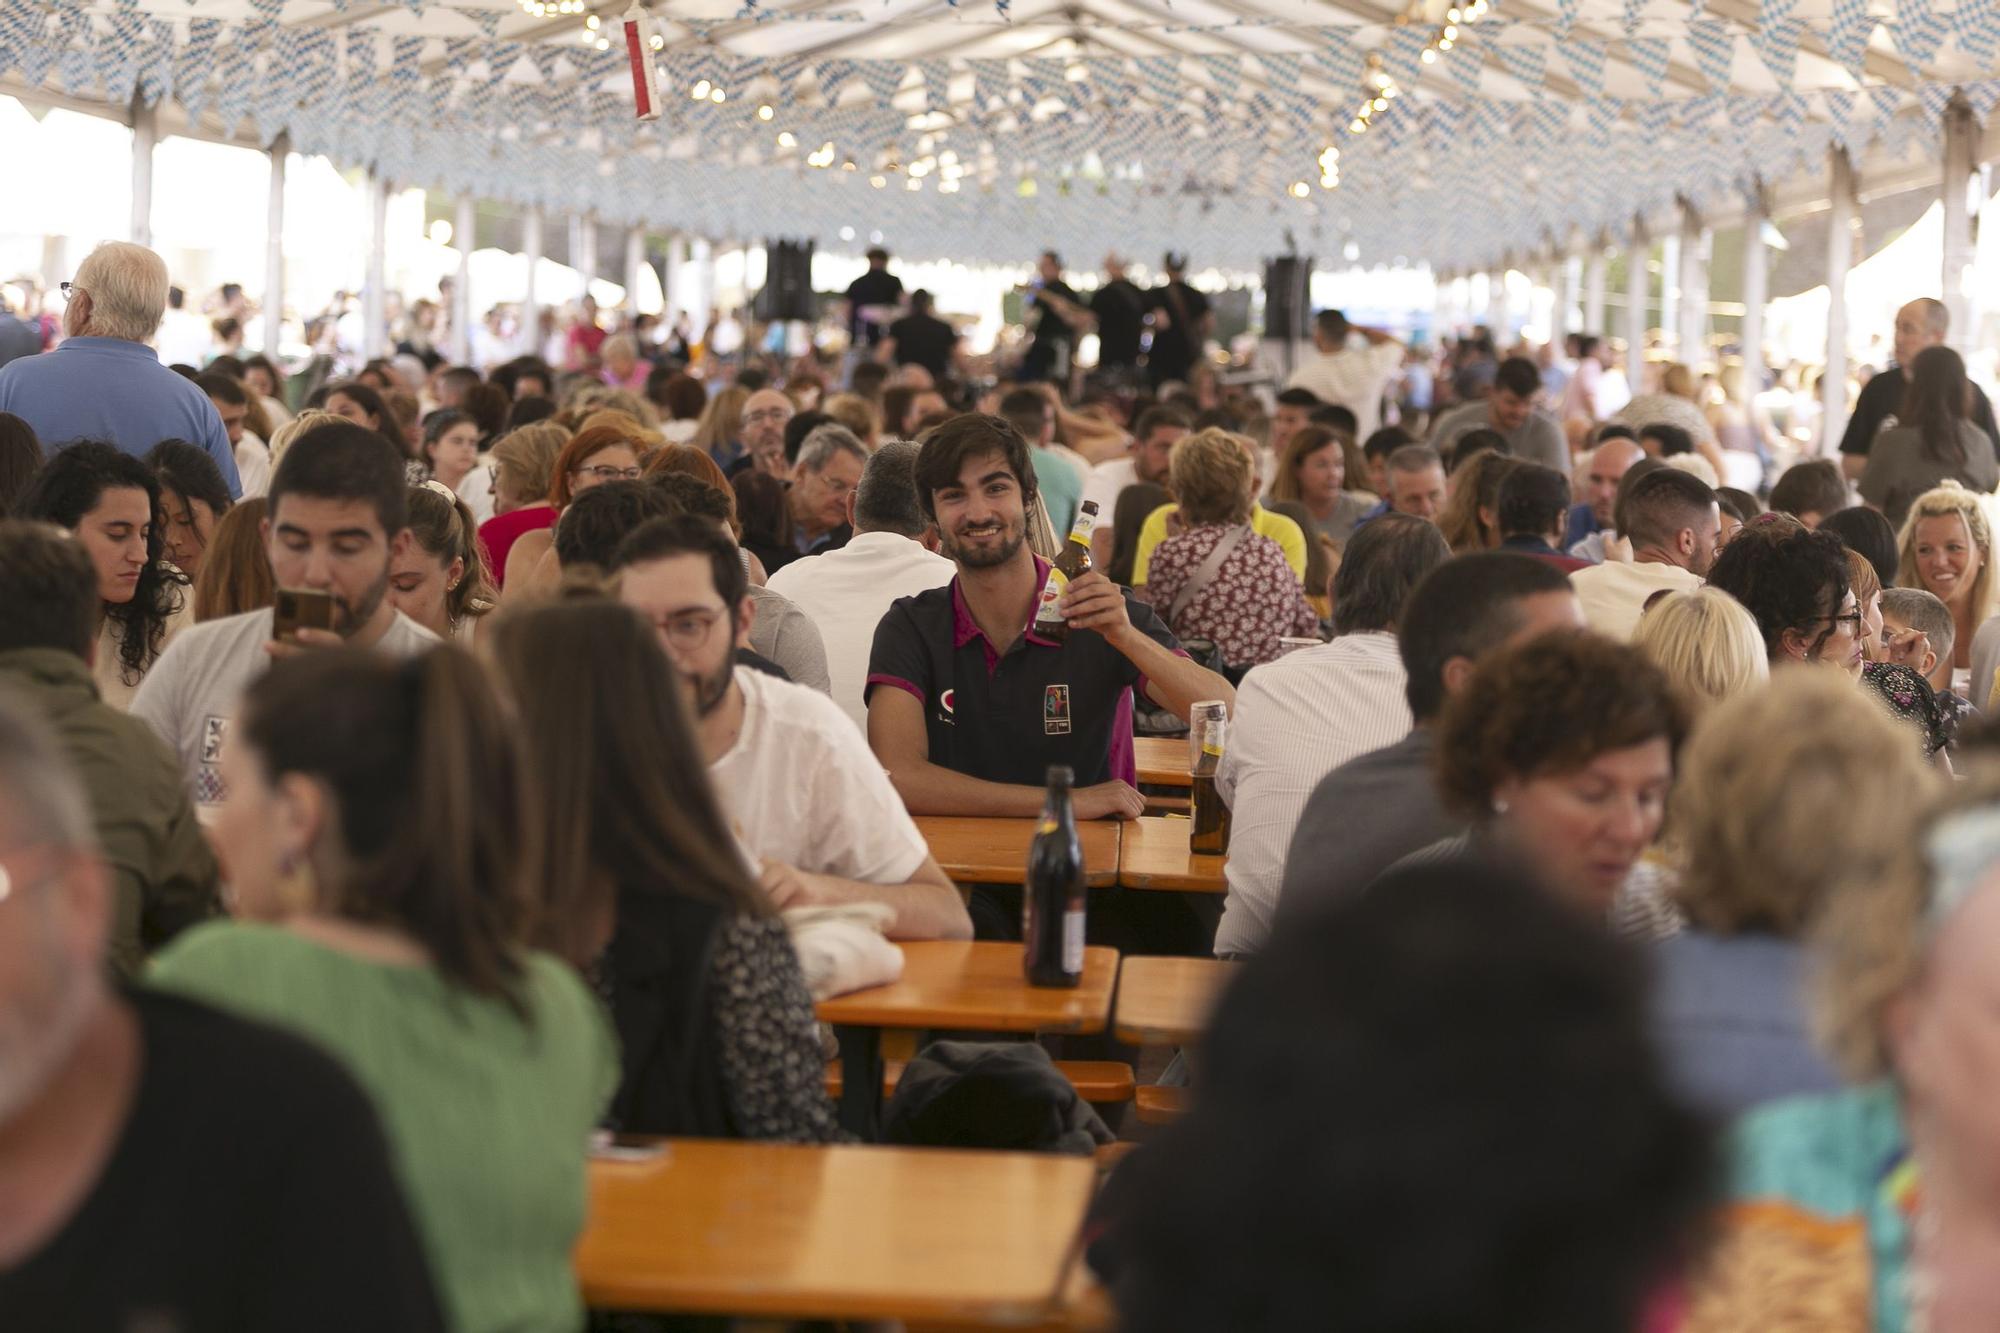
[133,423,439,816]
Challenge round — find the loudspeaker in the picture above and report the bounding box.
[1263,256,1313,340]
[755,238,816,322]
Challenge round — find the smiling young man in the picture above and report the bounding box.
[866,413,1233,822]
[131,423,438,816]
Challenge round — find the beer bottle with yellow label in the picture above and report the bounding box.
[1190,716,1232,855]
[1031,501,1099,643]
[1024,765,1086,987]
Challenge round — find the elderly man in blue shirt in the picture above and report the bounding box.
[0,243,241,497]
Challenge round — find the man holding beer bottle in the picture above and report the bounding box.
[866,413,1232,823]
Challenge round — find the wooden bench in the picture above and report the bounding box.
[826,1058,1135,1105]
[1133,1085,1186,1125]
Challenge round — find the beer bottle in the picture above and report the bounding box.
[1024,765,1086,988]
[1190,716,1232,855]
[1031,500,1100,643]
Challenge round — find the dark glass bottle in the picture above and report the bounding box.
[1190,717,1232,855]
[1024,765,1086,987]
[1031,500,1100,644]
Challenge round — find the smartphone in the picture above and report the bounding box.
[271,588,337,643]
[590,1130,669,1162]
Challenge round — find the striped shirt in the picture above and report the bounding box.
[1213,632,1411,957]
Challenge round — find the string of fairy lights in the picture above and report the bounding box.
[519,0,1499,203]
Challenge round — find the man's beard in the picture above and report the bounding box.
[690,657,735,718]
[335,570,390,638]
[942,518,1025,569]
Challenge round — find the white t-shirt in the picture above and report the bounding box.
[708,666,930,886]
[1081,457,1140,522]
[1286,339,1405,441]
[131,606,440,815]
[235,432,272,500]
[765,531,956,733]
[1569,560,1705,642]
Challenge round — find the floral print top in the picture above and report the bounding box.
[1141,522,1320,668]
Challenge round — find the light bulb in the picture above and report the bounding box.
[691,79,711,100]
[757,104,773,121]
[1421,47,1438,63]
[778,131,797,147]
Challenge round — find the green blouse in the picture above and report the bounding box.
[150,921,616,1333]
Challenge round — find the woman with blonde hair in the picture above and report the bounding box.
[1630,587,1768,717]
[499,421,644,595]
[265,408,343,473]
[1139,428,1318,672]
[1651,672,1937,1119]
[474,420,570,590]
[691,383,752,470]
[1897,480,1998,692]
[1688,770,2000,1330]
[192,497,275,621]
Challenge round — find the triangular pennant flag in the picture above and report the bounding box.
[1384,24,1431,87]
[97,14,144,104]
[1750,16,1805,86]
[1585,96,1622,148]
[1916,80,1955,129]
[855,59,908,104]
[456,5,501,37]
[137,17,174,104]
[1493,39,1546,93]
[1442,33,1485,95]
[814,57,857,102]
[1198,53,1242,106]
[1965,80,2000,124]
[1313,44,1362,95]
[1558,38,1607,95]
[1824,0,1874,83]
[968,57,1013,102]
[918,59,952,111]
[1553,0,1580,41]
[1950,2,2000,64]
[1681,19,1734,91]
[1890,0,1949,70]
[175,16,222,120]
[1623,37,1671,97]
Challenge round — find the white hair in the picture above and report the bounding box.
[1661,452,1720,488]
[73,241,169,343]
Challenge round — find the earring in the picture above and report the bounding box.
[275,850,318,916]
[1492,797,1511,816]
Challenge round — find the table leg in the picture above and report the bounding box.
[835,1025,882,1139]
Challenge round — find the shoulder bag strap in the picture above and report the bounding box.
[1167,523,1250,629]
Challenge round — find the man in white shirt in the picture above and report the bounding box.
[1569,468,1721,641]
[1212,514,1451,957]
[615,514,970,940]
[132,423,439,815]
[767,441,955,732]
[153,286,211,368]
[1081,404,1191,567]
[1286,309,1405,442]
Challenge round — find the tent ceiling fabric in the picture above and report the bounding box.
[3,0,1997,270]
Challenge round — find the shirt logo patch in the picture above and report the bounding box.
[200,716,228,765]
[938,688,955,726]
[1044,684,1072,735]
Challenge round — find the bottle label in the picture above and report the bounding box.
[1201,717,1225,758]
[1065,510,1094,547]
[1037,817,1058,835]
[1062,907,1085,974]
[1035,567,1069,624]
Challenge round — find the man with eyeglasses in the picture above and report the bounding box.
[736,388,794,476]
[610,514,969,940]
[776,424,865,573]
[0,243,240,496]
[0,695,446,1328]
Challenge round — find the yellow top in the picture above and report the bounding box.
[1131,503,1308,585]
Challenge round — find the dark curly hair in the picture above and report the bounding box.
[1703,522,1851,662]
[13,441,187,686]
[1435,630,1688,821]
[1098,856,1715,1332]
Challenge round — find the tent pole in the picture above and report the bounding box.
[1624,217,1648,393]
[1676,198,1708,369]
[1556,252,1581,350]
[130,95,157,247]
[365,170,390,361]
[1583,243,1607,338]
[522,207,543,363]
[1823,147,1857,455]
[452,193,475,366]
[1741,180,1768,402]
[624,225,646,325]
[1943,95,1981,359]
[263,133,287,359]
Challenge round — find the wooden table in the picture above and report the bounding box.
[576,1139,1096,1324]
[915,815,1121,887]
[1133,735,1193,788]
[1115,815,1228,893]
[817,940,1121,1134]
[1114,955,1238,1046]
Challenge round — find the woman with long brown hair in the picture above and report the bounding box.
[150,646,613,1333]
[1861,346,2000,529]
[487,589,844,1143]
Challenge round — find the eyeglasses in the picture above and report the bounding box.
[59,282,80,303]
[656,607,726,651]
[573,464,643,482]
[743,408,792,427]
[1819,610,1866,635]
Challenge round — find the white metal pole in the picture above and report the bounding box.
[364,170,390,360]
[130,96,157,247]
[1741,182,1769,397]
[1625,221,1648,391]
[1677,200,1709,368]
[1584,246,1608,336]
[1943,96,1981,359]
[263,133,288,358]
[1824,148,1857,454]
[522,207,543,359]
[452,193,474,365]
[624,225,646,322]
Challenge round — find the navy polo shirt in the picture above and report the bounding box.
[866,557,1184,788]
